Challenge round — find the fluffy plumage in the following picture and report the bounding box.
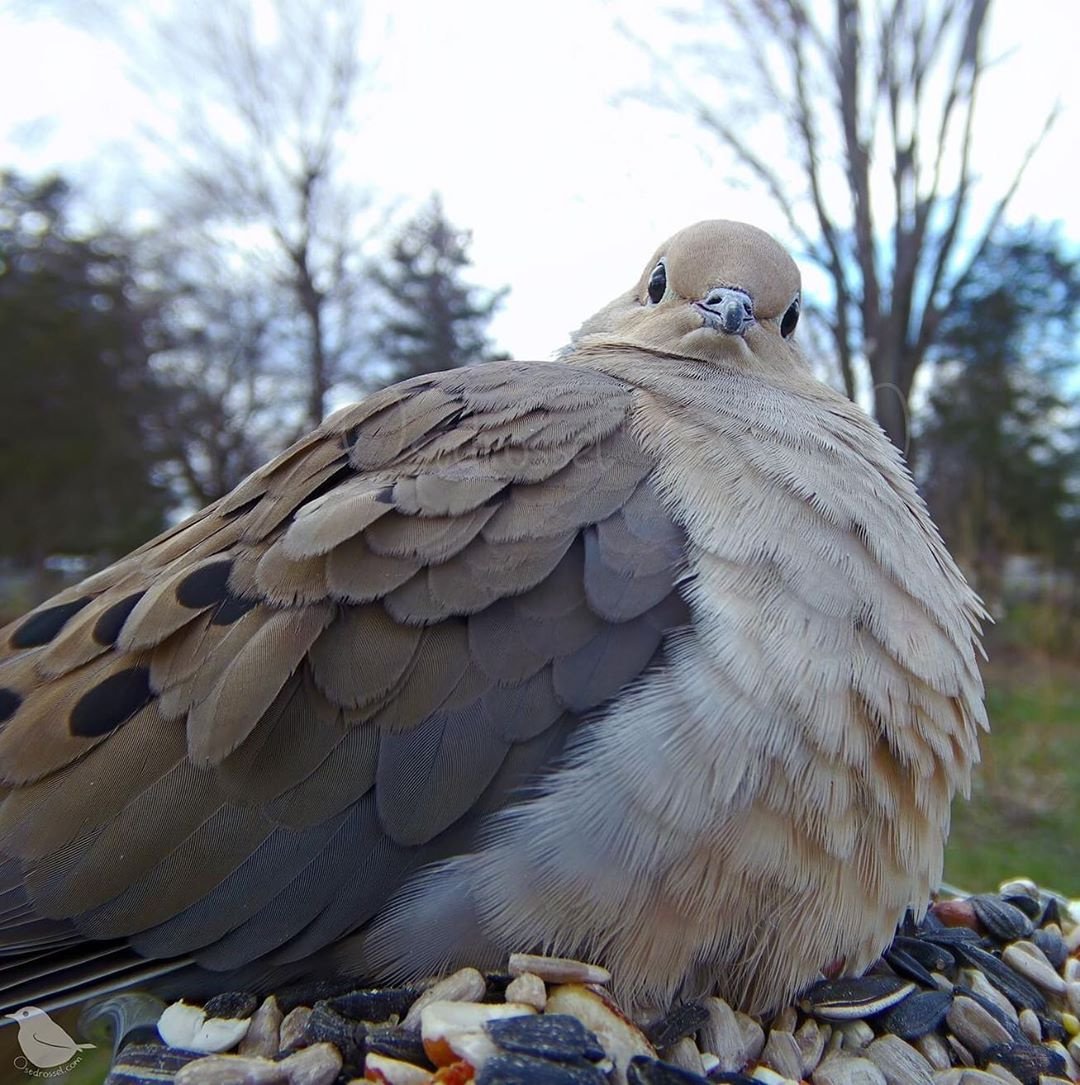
[0,220,985,1015]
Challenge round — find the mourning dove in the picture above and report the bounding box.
[0,221,985,1017]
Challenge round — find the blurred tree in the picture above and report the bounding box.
[139,243,279,505]
[370,197,508,382]
[633,0,1057,451]
[141,0,376,434]
[918,227,1080,604]
[0,172,170,584]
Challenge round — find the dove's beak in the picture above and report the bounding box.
[695,286,755,336]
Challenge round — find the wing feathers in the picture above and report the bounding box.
[187,606,334,765]
[0,360,695,983]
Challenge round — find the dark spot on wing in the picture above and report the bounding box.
[10,598,93,648]
[70,667,154,737]
[176,561,234,609]
[0,688,21,725]
[212,593,259,626]
[92,591,147,646]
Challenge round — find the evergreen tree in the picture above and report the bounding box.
[370,197,508,383]
[918,227,1080,604]
[0,173,171,584]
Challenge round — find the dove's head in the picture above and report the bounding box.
[568,220,803,373]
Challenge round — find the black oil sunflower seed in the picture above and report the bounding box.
[479,1052,609,1085]
[644,1002,711,1049]
[980,1041,1067,1085]
[627,1056,711,1085]
[951,943,1048,1013]
[884,946,939,988]
[890,935,957,974]
[487,1014,606,1063]
[802,975,915,1020]
[874,988,953,1040]
[971,895,1036,942]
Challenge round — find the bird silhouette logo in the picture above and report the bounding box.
[5,1006,96,1071]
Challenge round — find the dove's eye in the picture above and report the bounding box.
[647,262,667,304]
[780,295,800,338]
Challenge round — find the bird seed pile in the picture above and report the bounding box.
[102,879,1080,1085]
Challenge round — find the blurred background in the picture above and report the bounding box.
[0,0,1077,910]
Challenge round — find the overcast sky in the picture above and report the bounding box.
[0,0,1077,363]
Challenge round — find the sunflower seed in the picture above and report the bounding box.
[326,986,419,1024]
[105,1043,202,1084]
[918,927,983,949]
[481,1052,608,1085]
[971,897,1035,943]
[837,1021,876,1052]
[644,1002,709,1050]
[952,988,1026,1043]
[914,1032,952,1070]
[951,944,1048,1013]
[803,976,915,1020]
[962,970,1020,1023]
[933,1072,1011,1085]
[1037,1014,1067,1044]
[699,998,762,1072]
[885,948,939,988]
[364,1023,430,1067]
[238,997,282,1059]
[402,968,487,1030]
[891,937,957,974]
[278,1006,312,1052]
[663,1037,705,1076]
[876,990,953,1040]
[203,993,259,1021]
[795,1018,827,1076]
[761,1030,803,1080]
[947,996,1016,1055]
[509,954,612,986]
[979,1042,1067,1085]
[487,1013,606,1063]
[1001,944,1066,996]
[981,1065,1024,1085]
[302,1001,365,1067]
[505,972,548,1011]
[866,1035,934,1085]
[277,1042,343,1085]
[1030,929,1068,970]
[1017,1010,1041,1044]
[811,1053,886,1085]
[173,1054,286,1085]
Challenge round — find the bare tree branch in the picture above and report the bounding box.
[626,0,1054,453]
[919,102,1061,358]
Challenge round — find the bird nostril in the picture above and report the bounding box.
[704,287,754,319]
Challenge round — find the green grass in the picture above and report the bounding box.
[945,660,1080,896]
